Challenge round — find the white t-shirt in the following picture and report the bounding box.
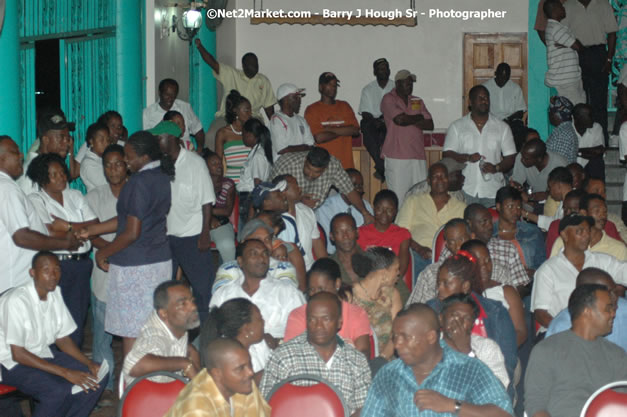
[278,203,320,270]
[142,99,203,150]
[0,172,49,293]
[86,184,118,302]
[79,148,107,192]
[0,280,76,374]
[358,79,394,118]
[443,114,516,198]
[168,148,216,238]
[482,79,527,121]
[574,122,604,167]
[209,275,305,339]
[237,144,272,193]
[28,188,97,254]
[531,250,627,324]
[269,111,314,161]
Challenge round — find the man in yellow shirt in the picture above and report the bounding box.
[397,162,466,252]
[550,193,627,260]
[165,338,270,417]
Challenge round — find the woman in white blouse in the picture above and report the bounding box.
[26,153,99,347]
[79,122,115,192]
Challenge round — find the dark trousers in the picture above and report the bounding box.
[584,156,606,181]
[360,117,387,177]
[579,45,609,142]
[169,234,215,320]
[59,258,93,348]
[0,350,107,417]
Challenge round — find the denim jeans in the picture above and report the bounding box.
[91,293,114,390]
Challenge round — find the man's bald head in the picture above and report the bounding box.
[521,138,546,158]
[202,338,246,371]
[397,303,440,333]
[576,267,615,288]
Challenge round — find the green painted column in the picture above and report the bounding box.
[0,0,22,144]
[116,0,143,133]
[196,12,217,129]
[528,0,551,139]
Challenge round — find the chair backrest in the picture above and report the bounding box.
[580,380,627,417]
[432,224,446,263]
[488,207,499,223]
[117,371,188,417]
[404,250,414,291]
[0,384,18,396]
[267,374,349,417]
[230,192,240,234]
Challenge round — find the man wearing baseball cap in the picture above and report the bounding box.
[304,72,360,169]
[17,110,79,195]
[531,213,627,332]
[269,83,314,161]
[380,69,434,207]
[359,58,394,181]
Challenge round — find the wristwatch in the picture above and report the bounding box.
[454,400,462,415]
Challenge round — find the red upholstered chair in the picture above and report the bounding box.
[117,371,188,417]
[431,224,446,263]
[0,384,18,396]
[0,384,33,412]
[267,374,349,417]
[580,381,627,417]
[230,193,240,234]
[404,251,414,291]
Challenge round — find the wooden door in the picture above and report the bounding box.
[463,33,528,115]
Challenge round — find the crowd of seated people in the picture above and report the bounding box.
[4,34,627,417]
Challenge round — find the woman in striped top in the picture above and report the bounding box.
[215,90,252,184]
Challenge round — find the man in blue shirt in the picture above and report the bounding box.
[545,267,626,351]
[362,304,512,417]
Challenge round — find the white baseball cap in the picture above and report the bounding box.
[277,83,306,101]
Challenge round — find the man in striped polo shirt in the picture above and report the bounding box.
[544,0,586,106]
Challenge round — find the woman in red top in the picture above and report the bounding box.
[357,190,411,298]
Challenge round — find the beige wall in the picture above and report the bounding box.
[216,0,528,128]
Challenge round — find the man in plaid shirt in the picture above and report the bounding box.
[259,292,371,416]
[362,304,512,417]
[270,148,375,224]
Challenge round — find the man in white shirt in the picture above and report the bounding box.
[359,58,394,180]
[563,0,618,143]
[573,103,605,179]
[316,168,373,254]
[443,85,517,207]
[270,176,327,269]
[0,136,80,294]
[153,121,216,321]
[482,63,527,122]
[143,78,205,151]
[269,83,314,161]
[123,281,201,385]
[531,214,627,331]
[0,251,106,416]
[209,239,305,351]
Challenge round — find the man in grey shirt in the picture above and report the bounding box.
[525,283,627,417]
[510,138,567,202]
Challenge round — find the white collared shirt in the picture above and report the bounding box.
[0,280,76,375]
[574,122,604,167]
[143,99,203,149]
[444,114,516,198]
[237,143,272,193]
[28,188,97,254]
[278,203,320,270]
[482,79,527,121]
[209,275,305,339]
[358,79,394,118]
[79,148,107,192]
[269,111,314,161]
[16,151,39,196]
[86,184,119,302]
[167,148,216,237]
[122,310,189,385]
[0,171,49,293]
[531,250,627,320]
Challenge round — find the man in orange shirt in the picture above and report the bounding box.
[304,72,360,169]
